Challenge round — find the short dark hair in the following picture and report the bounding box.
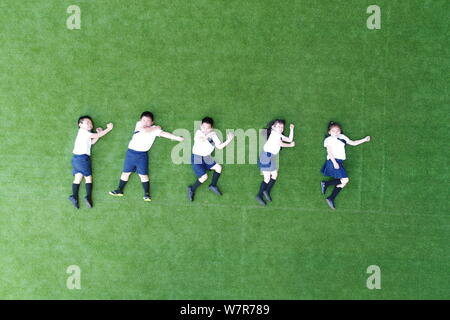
[78,115,93,127]
[326,121,343,136]
[265,119,285,139]
[327,121,342,131]
[140,111,154,121]
[201,117,214,127]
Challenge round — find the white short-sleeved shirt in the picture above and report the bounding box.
[73,128,94,155]
[192,130,221,156]
[128,121,162,152]
[263,130,283,155]
[324,134,350,160]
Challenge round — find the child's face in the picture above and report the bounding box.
[201,122,212,133]
[79,118,93,131]
[141,116,153,127]
[329,126,341,137]
[272,122,284,133]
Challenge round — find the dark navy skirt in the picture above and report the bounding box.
[258,151,277,172]
[320,159,348,179]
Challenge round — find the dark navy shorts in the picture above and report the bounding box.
[320,159,348,179]
[72,154,92,176]
[191,154,216,177]
[258,151,277,172]
[123,149,149,175]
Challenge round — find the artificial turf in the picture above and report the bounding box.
[0,0,448,299]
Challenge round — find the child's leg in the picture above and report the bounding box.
[188,173,207,201]
[139,174,150,197]
[257,172,271,196]
[83,175,94,208]
[263,171,271,183]
[188,172,206,200]
[265,171,278,195]
[328,178,349,203]
[84,175,93,200]
[192,173,208,190]
[121,172,132,181]
[337,177,349,188]
[209,164,222,186]
[321,178,341,194]
[256,171,271,205]
[324,178,341,187]
[72,173,83,199]
[113,172,132,193]
[115,148,139,194]
[189,155,209,200]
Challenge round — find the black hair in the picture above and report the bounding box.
[326,121,343,137]
[78,115,93,128]
[265,119,285,139]
[140,111,154,121]
[201,117,214,127]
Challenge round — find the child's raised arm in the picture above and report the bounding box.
[160,131,184,142]
[91,123,113,144]
[347,136,371,146]
[281,141,295,148]
[281,124,295,142]
[215,132,234,150]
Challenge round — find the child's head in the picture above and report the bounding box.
[78,116,93,131]
[201,117,214,133]
[140,111,154,127]
[327,121,342,137]
[271,119,285,133]
[266,119,285,138]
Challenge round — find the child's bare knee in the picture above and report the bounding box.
[339,178,349,187]
[121,172,132,181]
[214,164,222,173]
[199,174,208,183]
[73,174,83,184]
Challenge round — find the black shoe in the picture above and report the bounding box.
[68,195,79,209]
[109,190,124,197]
[321,181,326,195]
[326,198,336,210]
[187,186,194,201]
[256,195,266,206]
[84,196,93,208]
[208,185,222,196]
[143,194,152,202]
[262,190,272,202]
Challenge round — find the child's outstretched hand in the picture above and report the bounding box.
[177,136,185,142]
[107,123,114,130]
[365,136,371,142]
[227,132,235,140]
[290,124,295,130]
[290,141,295,147]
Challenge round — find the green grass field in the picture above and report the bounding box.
[0,0,448,299]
